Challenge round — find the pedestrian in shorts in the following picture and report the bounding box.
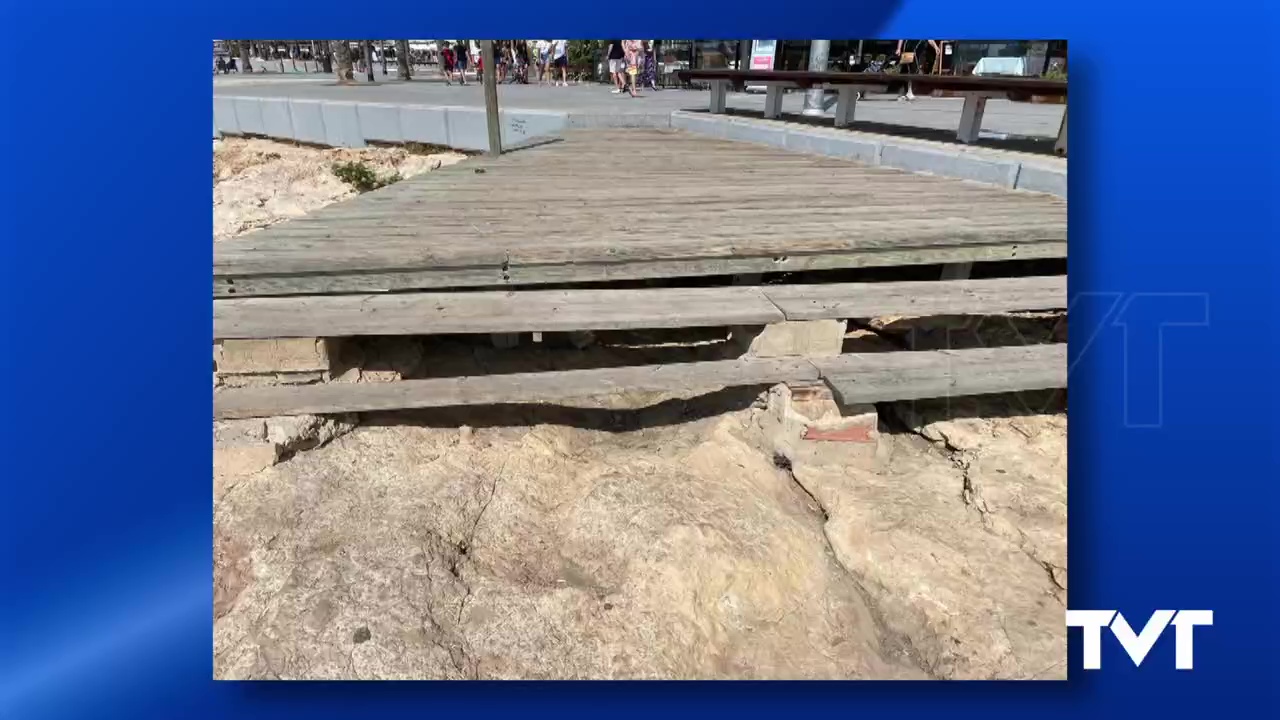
[550,39,569,86]
[607,39,626,93]
[453,40,469,85]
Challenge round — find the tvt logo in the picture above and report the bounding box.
[1066,610,1213,669]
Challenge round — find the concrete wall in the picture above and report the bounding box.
[212,96,1064,197]
[670,110,1066,198]
[214,95,571,152]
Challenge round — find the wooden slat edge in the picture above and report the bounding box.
[814,344,1067,405]
[214,276,1066,340]
[214,357,820,419]
[214,344,1067,419]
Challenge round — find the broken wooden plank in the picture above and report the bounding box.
[215,285,785,339]
[214,357,821,419]
[214,344,1067,419]
[214,276,1066,340]
[214,242,1067,298]
[814,344,1066,405]
[762,275,1066,321]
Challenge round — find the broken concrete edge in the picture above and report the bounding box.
[736,320,847,359]
[215,338,340,376]
[669,110,1066,198]
[214,413,359,488]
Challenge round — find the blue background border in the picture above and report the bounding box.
[2,1,1277,718]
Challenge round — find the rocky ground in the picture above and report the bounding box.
[212,143,1067,680]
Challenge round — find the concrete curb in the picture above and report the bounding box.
[670,110,1066,198]
[214,95,572,152]
[212,97,1064,198]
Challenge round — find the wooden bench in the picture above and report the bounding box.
[677,69,1068,152]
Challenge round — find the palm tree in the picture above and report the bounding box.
[331,40,354,83]
[238,40,252,74]
[396,40,411,79]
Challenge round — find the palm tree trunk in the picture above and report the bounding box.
[396,40,411,79]
[331,40,354,83]
[238,41,252,74]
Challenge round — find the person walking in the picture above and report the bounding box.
[606,39,626,93]
[495,41,507,84]
[894,39,919,101]
[440,43,456,85]
[515,40,530,83]
[551,39,569,86]
[623,39,641,97]
[453,40,469,85]
[641,41,660,91]
[536,39,551,83]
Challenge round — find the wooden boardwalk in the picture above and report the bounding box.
[214,129,1067,298]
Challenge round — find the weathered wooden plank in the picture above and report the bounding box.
[215,224,1065,277]
[214,285,786,339]
[214,276,1066,339]
[214,357,822,419]
[213,344,1067,419]
[814,344,1067,405]
[763,276,1067,320]
[214,242,1068,297]
[213,128,1067,297]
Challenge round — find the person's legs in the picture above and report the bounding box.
[608,60,620,91]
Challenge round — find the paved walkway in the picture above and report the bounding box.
[213,73,1066,140]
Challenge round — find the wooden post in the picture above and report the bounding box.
[481,40,502,156]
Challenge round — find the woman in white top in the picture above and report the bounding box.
[551,39,569,86]
[536,39,551,83]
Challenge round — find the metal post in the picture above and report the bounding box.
[802,40,830,116]
[480,40,502,156]
[364,41,374,82]
[855,39,864,66]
